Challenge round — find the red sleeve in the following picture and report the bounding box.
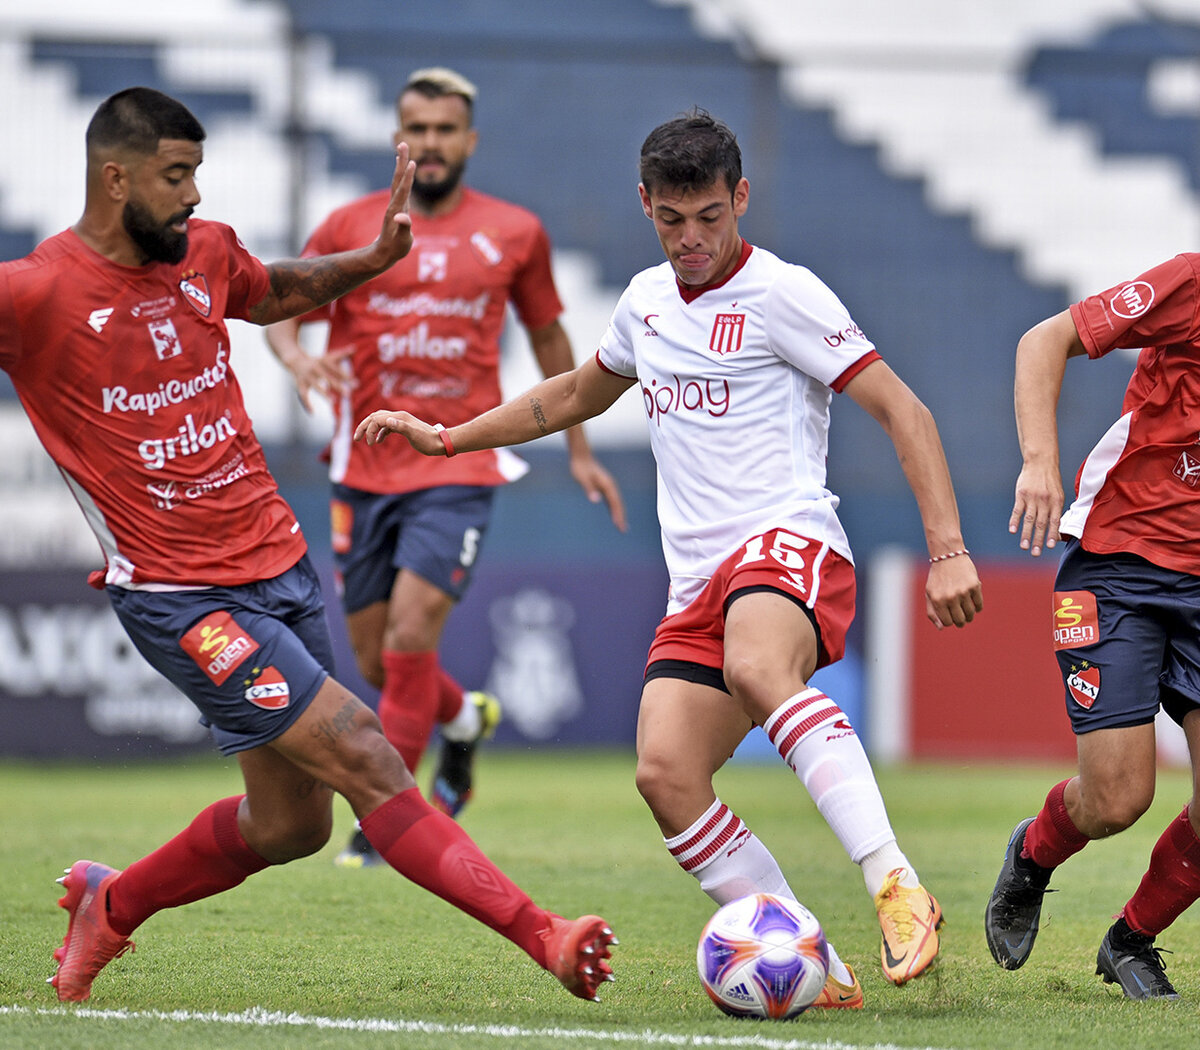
[508,220,563,332]
[1070,254,1200,358]
[216,224,272,320]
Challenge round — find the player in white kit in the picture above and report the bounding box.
[356,110,983,1004]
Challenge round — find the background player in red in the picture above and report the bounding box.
[986,255,1200,1000]
[357,110,984,1004]
[0,86,614,1005]
[266,68,625,863]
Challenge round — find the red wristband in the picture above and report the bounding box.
[433,423,456,457]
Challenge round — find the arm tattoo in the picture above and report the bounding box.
[531,397,549,434]
[251,258,366,323]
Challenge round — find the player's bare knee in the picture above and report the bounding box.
[246,812,333,864]
[1083,784,1152,837]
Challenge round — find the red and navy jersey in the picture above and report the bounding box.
[299,186,561,493]
[0,222,308,587]
[1065,252,1200,575]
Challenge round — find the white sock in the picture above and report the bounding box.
[860,845,919,897]
[440,691,481,742]
[763,689,897,865]
[665,798,852,985]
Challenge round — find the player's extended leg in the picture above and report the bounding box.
[985,723,1156,972]
[723,591,940,985]
[51,743,337,1000]
[635,674,861,1006]
[272,677,614,1000]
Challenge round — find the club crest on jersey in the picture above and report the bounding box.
[180,271,211,317]
[180,611,259,685]
[470,231,503,266]
[709,312,745,356]
[1052,590,1099,650]
[1067,662,1100,710]
[1174,450,1200,487]
[242,665,291,710]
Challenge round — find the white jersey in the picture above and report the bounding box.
[597,242,879,614]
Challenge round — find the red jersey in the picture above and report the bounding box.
[0,222,308,588]
[1065,252,1200,575]
[301,186,562,493]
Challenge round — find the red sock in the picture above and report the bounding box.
[106,796,268,936]
[1023,779,1090,868]
[378,649,440,771]
[360,788,551,967]
[1123,806,1200,936]
[435,666,465,725]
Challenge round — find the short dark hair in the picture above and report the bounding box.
[639,109,742,196]
[86,87,205,156]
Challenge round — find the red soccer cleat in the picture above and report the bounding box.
[541,914,617,1001]
[50,860,134,1002]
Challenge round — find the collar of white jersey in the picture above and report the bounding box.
[676,239,754,304]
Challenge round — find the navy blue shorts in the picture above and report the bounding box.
[1053,540,1200,733]
[330,483,495,613]
[107,555,334,755]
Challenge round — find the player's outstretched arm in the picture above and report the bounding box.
[247,144,416,326]
[356,356,635,455]
[1010,309,1084,557]
[844,358,983,629]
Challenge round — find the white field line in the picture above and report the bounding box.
[0,1003,960,1050]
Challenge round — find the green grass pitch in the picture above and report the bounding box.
[2,750,1198,1049]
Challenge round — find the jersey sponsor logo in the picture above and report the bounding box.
[148,318,183,360]
[242,665,290,710]
[418,250,448,282]
[380,372,470,400]
[642,374,731,425]
[137,411,238,470]
[180,611,259,685]
[709,312,745,355]
[378,323,467,362]
[1174,450,1200,487]
[179,271,211,317]
[147,480,181,510]
[367,289,488,321]
[1066,661,1100,710]
[87,308,114,333]
[470,230,503,266]
[1110,280,1155,319]
[103,348,229,416]
[1052,590,1099,650]
[824,322,867,348]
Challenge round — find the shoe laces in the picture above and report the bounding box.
[875,874,917,941]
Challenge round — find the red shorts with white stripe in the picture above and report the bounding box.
[646,528,856,677]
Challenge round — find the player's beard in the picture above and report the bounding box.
[123,198,191,264]
[411,158,467,208]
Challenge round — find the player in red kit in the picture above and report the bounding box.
[266,68,625,864]
[985,254,1200,999]
[0,86,614,1005]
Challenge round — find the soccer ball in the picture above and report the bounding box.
[696,893,829,1019]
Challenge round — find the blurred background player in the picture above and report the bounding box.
[266,67,625,866]
[0,85,615,1005]
[986,253,1200,1000]
[356,109,984,1002]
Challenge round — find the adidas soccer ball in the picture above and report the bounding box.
[696,893,829,1019]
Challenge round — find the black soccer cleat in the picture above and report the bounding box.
[984,817,1055,969]
[1096,918,1180,1000]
